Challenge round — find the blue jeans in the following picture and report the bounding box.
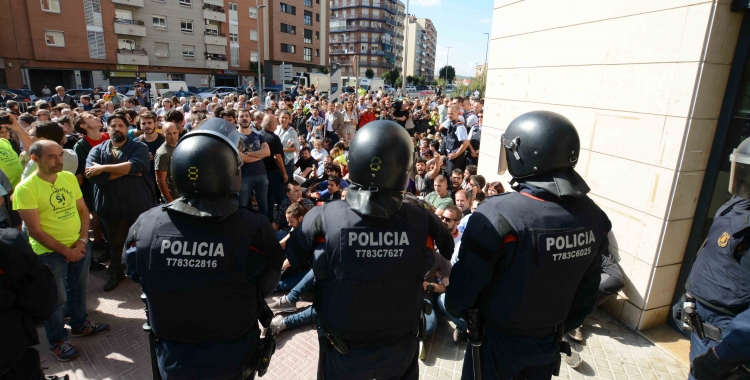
[239,174,268,216]
[438,293,467,331]
[275,269,307,292]
[284,160,295,183]
[266,169,287,223]
[285,307,316,329]
[39,245,92,345]
[286,269,314,303]
[424,299,437,336]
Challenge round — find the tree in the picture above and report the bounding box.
[406,75,415,85]
[387,69,400,86]
[319,66,329,74]
[381,71,392,84]
[365,68,375,79]
[206,68,219,88]
[395,76,403,88]
[438,65,456,84]
[416,76,425,85]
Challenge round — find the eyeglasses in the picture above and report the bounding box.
[440,216,459,222]
[478,115,484,118]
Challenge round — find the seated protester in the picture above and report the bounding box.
[312,155,333,185]
[273,180,315,234]
[436,206,469,344]
[330,147,348,177]
[425,175,455,216]
[485,180,505,196]
[311,175,342,202]
[310,139,327,161]
[303,161,340,192]
[311,164,349,193]
[293,147,317,184]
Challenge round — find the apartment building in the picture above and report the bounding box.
[403,16,436,83]
[261,0,328,86]
[328,0,404,78]
[0,0,263,95]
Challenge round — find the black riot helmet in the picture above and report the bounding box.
[499,110,590,197]
[347,120,414,192]
[729,138,750,199]
[171,118,244,197]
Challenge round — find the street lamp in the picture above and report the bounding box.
[444,46,451,86]
[483,32,489,82]
[256,2,267,91]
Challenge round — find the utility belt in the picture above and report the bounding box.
[317,318,417,354]
[674,294,728,342]
[484,317,559,338]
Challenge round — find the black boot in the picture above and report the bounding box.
[103,268,125,292]
[89,261,106,272]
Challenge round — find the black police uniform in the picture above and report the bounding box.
[1,228,57,380]
[440,118,468,174]
[123,119,284,380]
[445,111,611,380]
[286,121,454,380]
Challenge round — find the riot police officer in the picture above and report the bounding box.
[676,139,750,380]
[445,111,612,380]
[285,120,454,380]
[124,118,284,379]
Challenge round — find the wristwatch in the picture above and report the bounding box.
[427,283,435,294]
[79,238,89,245]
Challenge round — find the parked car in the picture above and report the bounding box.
[7,88,37,103]
[342,86,356,94]
[383,85,396,96]
[405,86,417,92]
[197,87,240,99]
[2,90,34,111]
[416,85,429,91]
[160,90,202,102]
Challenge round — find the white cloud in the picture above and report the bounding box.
[478,18,491,24]
[412,0,442,7]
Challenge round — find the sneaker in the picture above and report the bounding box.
[267,296,297,312]
[564,351,583,369]
[568,327,583,342]
[270,315,287,335]
[91,239,109,251]
[71,320,110,337]
[103,270,125,292]
[89,261,107,272]
[49,340,78,361]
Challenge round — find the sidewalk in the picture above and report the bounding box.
[36,271,689,380]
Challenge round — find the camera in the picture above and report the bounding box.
[133,81,152,89]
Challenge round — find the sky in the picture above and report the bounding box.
[405,0,494,78]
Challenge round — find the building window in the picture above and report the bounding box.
[180,19,193,33]
[250,30,258,41]
[44,30,65,47]
[304,11,312,26]
[251,51,259,62]
[155,42,169,57]
[304,29,312,44]
[281,23,296,35]
[316,13,319,22]
[280,3,296,15]
[87,31,106,59]
[178,0,191,6]
[281,44,296,54]
[41,0,61,13]
[228,3,237,11]
[249,7,257,18]
[315,31,319,40]
[304,0,312,6]
[230,33,238,43]
[304,48,312,62]
[315,48,319,57]
[231,47,239,66]
[118,38,136,49]
[152,15,167,30]
[183,45,195,58]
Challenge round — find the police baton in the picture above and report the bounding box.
[140,293,163,380]
[466,309,483,380]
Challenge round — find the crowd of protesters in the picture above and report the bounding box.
[0,82,490,365]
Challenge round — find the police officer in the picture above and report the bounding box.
[1,228,59,380]
[285,120,454,380]
[676,139,750,380]
[124,118,284,379]
[439,105,470,175]
[445,111,611,380]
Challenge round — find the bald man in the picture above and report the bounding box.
[154,122,180,203]
[261,114,288,221]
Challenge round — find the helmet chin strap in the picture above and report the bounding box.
[513,168,590,199]
[345,183,405,219]
[165,195,240,221]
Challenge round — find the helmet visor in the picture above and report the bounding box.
[189,118,246,156]
[729,151,750,199]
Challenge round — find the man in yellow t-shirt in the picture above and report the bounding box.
[13,140,110,362]
[0,112,32,188]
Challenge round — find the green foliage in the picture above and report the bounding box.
[101,66,112,81]
[453,77,487,99]
[416,76,426,85]
[406,75,415,85]
[395,76,403,88]
[248,61,265,74]
[319,66,329,74]
[365,68,374,79]
[438,65,456,83]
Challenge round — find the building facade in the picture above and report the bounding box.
[0,0,263,94]
[403,16,435,83]
[262,0,328,87]
[328,0,403,78]
[480,0,748,339]
[475,63,487,78]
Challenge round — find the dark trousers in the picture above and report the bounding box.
[1,348,45,380]
[266,169,286,223]
[326,131,340,146]
[461,328,558,380]
[323,335,419,380]
[688,302,734,380]
[447,153,467,176]
[102,218,137,274]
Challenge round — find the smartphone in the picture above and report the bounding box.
[0,115,11,125]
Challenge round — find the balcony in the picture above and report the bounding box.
[117,48,149,65]
[114,18,146,36]
[112,0,144,7]
[206,56,228,69]
[203,4,226,22]
[204,30,227,46]
[331,0,398,13]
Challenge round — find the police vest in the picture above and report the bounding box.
[686,197,750,316]
[131,207,267,344]
[443,121,465,154]
[314,201,433,348]
[479,192,610,336]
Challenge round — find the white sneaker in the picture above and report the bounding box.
[563,351,583,369]
[567,327,583,342]
[270,315,287,335]
[267,295,297,312]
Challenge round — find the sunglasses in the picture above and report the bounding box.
[440,216,459,222]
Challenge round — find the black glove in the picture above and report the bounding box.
[691,348,736,380]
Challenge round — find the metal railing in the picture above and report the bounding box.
[203,3,225,12]
[114,18,145,25]
[204,30,227,37]
[117,48,148,55]
[0,102,33,113]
